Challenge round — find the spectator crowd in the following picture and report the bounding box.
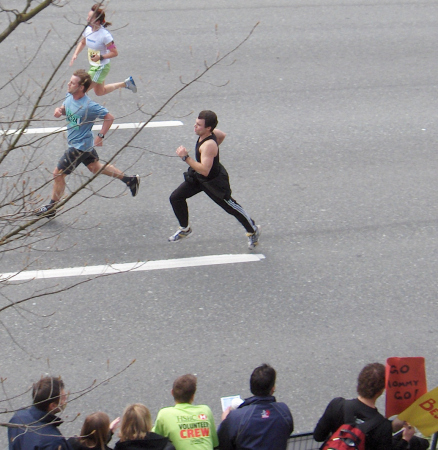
[6,363,430,450]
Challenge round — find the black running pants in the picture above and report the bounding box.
[169,180,256,233]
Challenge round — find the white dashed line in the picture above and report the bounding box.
[1,254,266,282]
[0,121,183,136]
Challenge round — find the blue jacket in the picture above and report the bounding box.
[217,396,293,450]
[8,405,70,450]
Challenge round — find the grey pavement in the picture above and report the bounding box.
[1,0,438,444]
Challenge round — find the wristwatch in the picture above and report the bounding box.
[97,133,105,139]
[182,155,189,161]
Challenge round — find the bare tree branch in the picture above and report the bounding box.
[0,0,58,44]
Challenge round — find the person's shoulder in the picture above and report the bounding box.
[83,26,93,36]
[89,97,108,109]
[323,396,345,406]
[196,403,213,410]
[200,137,218,153]
[9,407,30,423]
[148,431,174,444]
[225,401,255,421]
[85,96,107,111]
[204,135,218,145]
[275,399,291,407]
[66,437,82,450]
[274,401,293,413]
[226,407,245,420]
[79,94,94,107]
[190,403,214,414]
[101,27,113,39]
[156,405,178,416]
[322,397,346,414]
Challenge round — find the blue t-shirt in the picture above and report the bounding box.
[63,93,108,151]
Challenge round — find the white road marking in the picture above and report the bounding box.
[1,254,266,282]
[0,121,183,136]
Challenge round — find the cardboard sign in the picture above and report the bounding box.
[398,386,438,436]
[385,357,427,417]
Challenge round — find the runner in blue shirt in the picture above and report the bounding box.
[35,69,140,218]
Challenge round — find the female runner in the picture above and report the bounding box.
[70,4,136,96]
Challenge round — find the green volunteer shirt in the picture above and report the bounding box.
[153,403,218,450]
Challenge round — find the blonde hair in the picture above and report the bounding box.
[119,403,152,441]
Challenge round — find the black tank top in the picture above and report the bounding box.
[195,133,220,180]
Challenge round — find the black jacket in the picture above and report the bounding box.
[68,436,112,449]
[114,432,175,450]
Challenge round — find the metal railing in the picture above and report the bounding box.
[287,432,320,450]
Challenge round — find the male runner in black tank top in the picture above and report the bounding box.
[168,110,260,249]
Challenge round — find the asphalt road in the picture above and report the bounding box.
[1,0,438,443]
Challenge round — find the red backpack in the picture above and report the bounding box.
[320,401,385,450]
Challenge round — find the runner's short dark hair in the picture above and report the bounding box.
[172,374,197,403]
[250,364,276,396]
[32,376,64,412]
[357,363,385,399]
[198,110,218,131]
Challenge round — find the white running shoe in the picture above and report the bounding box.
[168,227,192,242]
[125,76,137,93]
[247,225,261,250]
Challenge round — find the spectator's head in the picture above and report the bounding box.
[172,374,197,404]
[119,403,152,441]
[32,376,66,414]
[357,363,386,399]
[250,364,276,397]
[79,412,110,450]
[198,110,218,132]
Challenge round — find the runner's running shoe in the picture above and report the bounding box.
[125,76,137,93]
[34,204,56,219]
[127,175,140,197]
[168,227,192,242]
[247,225,261,250]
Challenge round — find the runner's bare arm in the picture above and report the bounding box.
[54,105,66,118]
[104,41,118,58]
[214,129,226,145]
[94,113,114,147]
[70,38,86,66]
